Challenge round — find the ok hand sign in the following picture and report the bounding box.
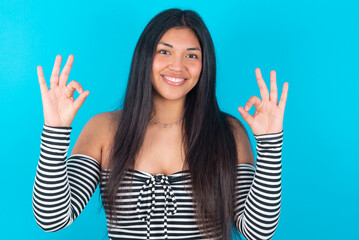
[238,68,288,135]
[37,55,90,127]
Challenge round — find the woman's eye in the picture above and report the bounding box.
[158,50,170,55]
[187,54,198,59]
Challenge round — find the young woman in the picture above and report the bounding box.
[32,9,288,240]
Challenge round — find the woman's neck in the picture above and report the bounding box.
[151,96,185,124]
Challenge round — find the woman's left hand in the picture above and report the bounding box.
[238,68,289,135]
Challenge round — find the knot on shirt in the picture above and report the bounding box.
[136,174,177,240]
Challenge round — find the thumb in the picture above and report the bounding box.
[238,106,253,126]
[73,90,90,111]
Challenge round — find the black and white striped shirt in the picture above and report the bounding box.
[32,125,283,240]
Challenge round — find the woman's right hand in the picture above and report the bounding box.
[37,55,90,127]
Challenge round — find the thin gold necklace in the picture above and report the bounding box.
[150,115,183,128]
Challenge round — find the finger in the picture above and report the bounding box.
[66,80,84,97]
[244,95,261,111]
[74,90,90,111]
[255,68,270,101]
[50,55,62,87]
[270,70,278,103]
[278,82,289,111]
[59,54,74,86]
[37,65,48,94]
[238,106,254,126]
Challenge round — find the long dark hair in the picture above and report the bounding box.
[102,8,246,239]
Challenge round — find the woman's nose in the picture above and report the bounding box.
[168,56,185,72]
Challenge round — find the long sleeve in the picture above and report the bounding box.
[32,125,101,232]
[234,131,283,240]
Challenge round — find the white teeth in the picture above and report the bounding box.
[163,75,185,82]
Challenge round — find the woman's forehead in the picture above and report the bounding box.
[157,28,201,50]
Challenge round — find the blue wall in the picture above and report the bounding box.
[1,0,358,239]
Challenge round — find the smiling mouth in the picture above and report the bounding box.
[161,75,187,86]
[162,75,187,83]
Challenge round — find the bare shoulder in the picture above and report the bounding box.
[225,114,255,166]
[226,115,247,141]
[70,110,122,165]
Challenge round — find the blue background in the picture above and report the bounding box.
[1,0,358,239]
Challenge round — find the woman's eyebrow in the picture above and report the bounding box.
[159,42,173,48]
[187,47,201,51]
[158,42,201,51]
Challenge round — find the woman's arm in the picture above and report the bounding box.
[233,130,283,240]
[32,113,109,231]
[234,68,287,239]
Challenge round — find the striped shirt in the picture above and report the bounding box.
[32,125,283,240]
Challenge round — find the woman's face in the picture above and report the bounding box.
[151,27,202,103]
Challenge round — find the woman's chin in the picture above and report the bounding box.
[153,92,186,103]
